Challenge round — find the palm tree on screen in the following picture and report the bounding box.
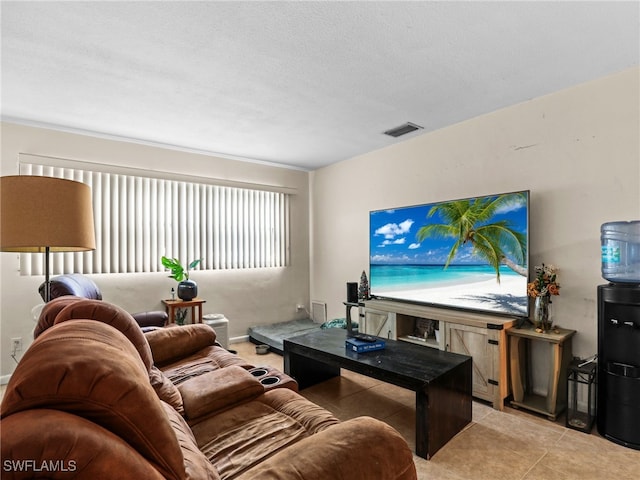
[416,193,527,282]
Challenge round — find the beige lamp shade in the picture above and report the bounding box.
[0,175,96,252]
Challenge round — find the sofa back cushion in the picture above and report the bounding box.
[52,298,154,370]
[1,321,186,479]
[145,323,217,366]
[33,295,84,339]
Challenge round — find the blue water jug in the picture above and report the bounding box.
[601,221,640,283]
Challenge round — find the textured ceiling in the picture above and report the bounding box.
[1,1,639,171]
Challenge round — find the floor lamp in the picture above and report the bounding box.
[0,175,96,302]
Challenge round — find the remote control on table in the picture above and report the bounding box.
[353,334,377,342]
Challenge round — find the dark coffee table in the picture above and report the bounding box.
[283,328,472,459]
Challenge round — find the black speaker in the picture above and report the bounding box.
[347,282,358,303]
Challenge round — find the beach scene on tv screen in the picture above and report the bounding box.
[370,192,529,316]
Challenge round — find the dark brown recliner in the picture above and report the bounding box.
[38,273,167,329]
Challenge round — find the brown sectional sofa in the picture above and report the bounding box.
[1,298,417,479]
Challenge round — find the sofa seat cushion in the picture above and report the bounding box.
[178,366,264,420]
[194,402,307,480]
[234,416,418,480]
[190,389,340,480]
[257,387,340,434]
[159,345,252,385]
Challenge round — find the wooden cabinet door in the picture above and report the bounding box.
[362,308,396,339]
[447,323,496,403]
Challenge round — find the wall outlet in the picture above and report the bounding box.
[11,337,22,355]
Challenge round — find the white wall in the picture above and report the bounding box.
[310,67,640,360]
[0,123,310,379]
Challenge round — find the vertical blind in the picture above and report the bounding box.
[20,162,290,276]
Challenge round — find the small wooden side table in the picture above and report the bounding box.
[162,298,206,324]
[507,324,576,420]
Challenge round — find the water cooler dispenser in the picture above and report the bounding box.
[597,220,640,449]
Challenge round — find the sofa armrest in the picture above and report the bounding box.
[1,410,166,480]
[145,324,217,365]
[235,416,417,480]
[132,310,168,328]
[39,273,102,301]
[178,366,264,420]
[149,366,184,415]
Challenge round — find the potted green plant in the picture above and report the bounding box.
[161,256,202,301]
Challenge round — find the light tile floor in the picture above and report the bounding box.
[233,341,640,480]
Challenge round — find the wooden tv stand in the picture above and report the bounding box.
[360,299,516,410]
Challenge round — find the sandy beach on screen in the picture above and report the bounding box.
[376,275,528,315]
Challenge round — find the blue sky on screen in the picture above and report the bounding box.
[370,193,528,265]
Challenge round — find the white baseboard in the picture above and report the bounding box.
[230,335,249,344]
[1,374,12,385]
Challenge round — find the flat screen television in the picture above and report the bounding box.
[369,190,529,318]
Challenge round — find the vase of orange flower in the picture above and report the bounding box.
[527,263,560,332]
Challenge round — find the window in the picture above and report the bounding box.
[20,159,290,276]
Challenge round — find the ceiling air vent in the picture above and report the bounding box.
[383,122,423,138]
